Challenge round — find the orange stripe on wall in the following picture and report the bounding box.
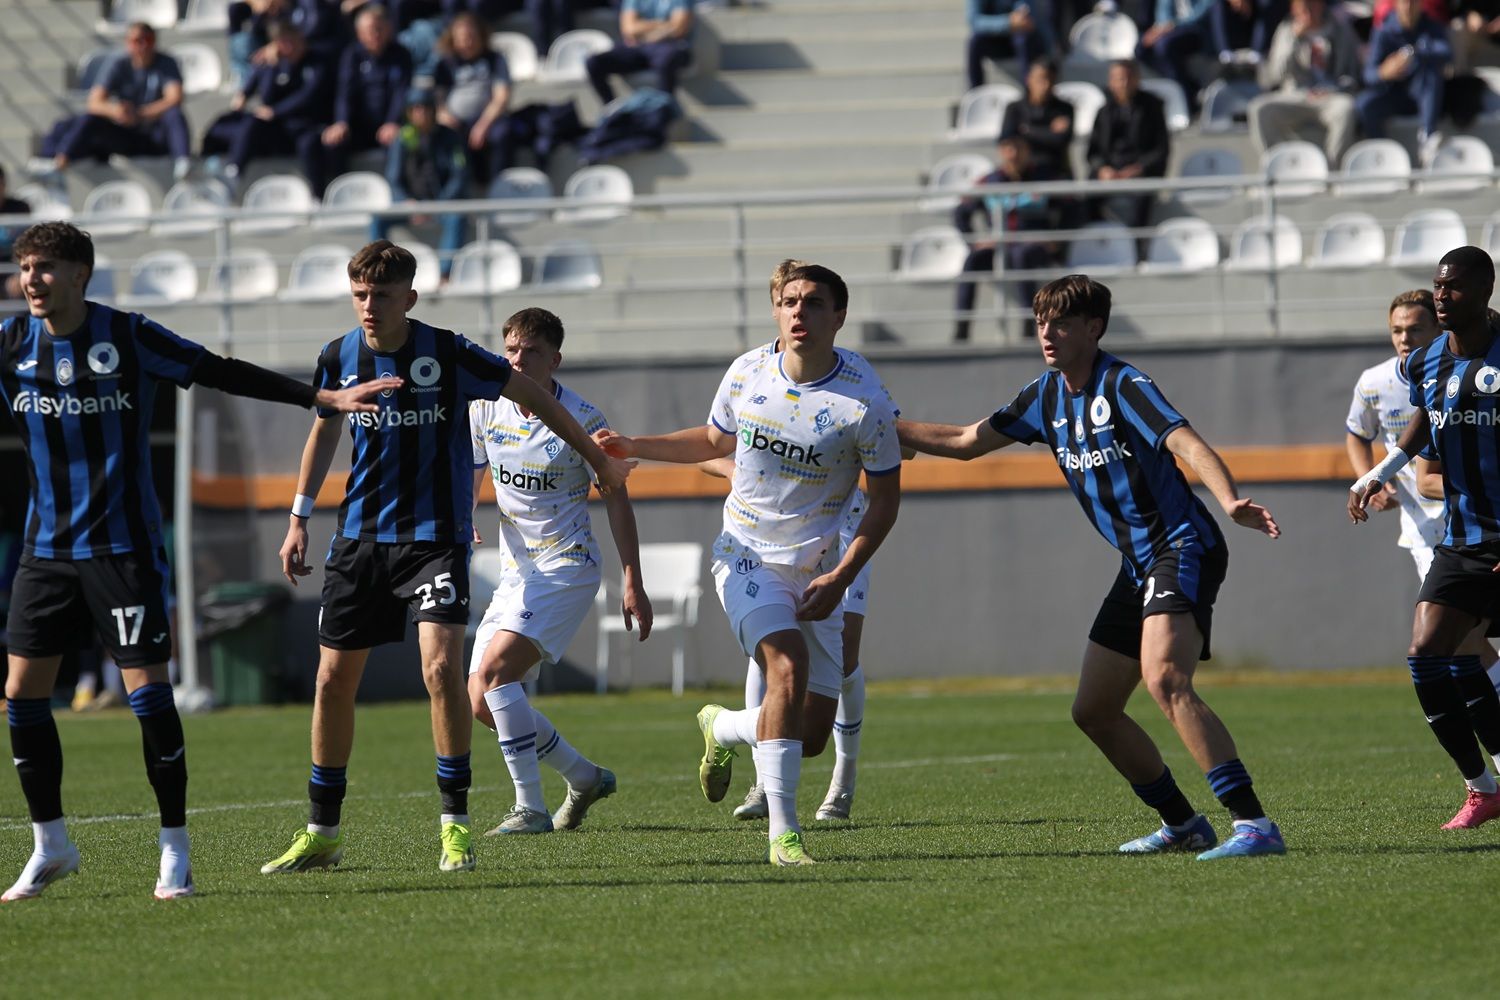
[190,443,1353,510]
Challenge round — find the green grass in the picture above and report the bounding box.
[3,678,1494,998]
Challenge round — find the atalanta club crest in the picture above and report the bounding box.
[56,357,74,386]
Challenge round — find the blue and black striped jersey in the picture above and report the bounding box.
[1404,327,1500,546]
[314,320,511,544]
[989,351,1224,583]
[0,304,204,559]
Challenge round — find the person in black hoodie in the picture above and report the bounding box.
[1086,58,1170,232]
[998,57,1074,179]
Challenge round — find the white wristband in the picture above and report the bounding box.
[1351,447,1413,495]
[291,493,316,518]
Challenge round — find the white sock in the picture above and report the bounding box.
[831,666,865,792]
[1232,817,1276,833]
[440,812,470,826]
[533,708,599,788]
[158,826,191,887]
[35,818,69,853]
[307,823,340,839]
[484,682,546,813]
[744,660,765,785]
[712,706,760,748]
[1466,772,1499,795]
[759,739,802,839]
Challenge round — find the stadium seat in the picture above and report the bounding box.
[1054,81,1107,138]
[555,164,634,224]
[898,226,970,281]
[487,167,553,226]
[596,542,702,695]
[204,248,279,303]
[1067,12,1139,65]
[89,255,117,303]
[1389,208,1467,268]
[921,152,992,213]
[1224,214,1302,271]
[170,43,223,96]
[315,171,392,230]
[1139,78,1191,132]
[490,32,539,82]
[232,173,315,235]
[1474,66,1500,113]
[280,244,356,302]
[1199,77,1261,132]
[1483,211,1500,261]
[407,241,443,295]
[541,29,613,84]
[14,183,72,221]
[1065,221,1137,272]
[1308,212,1385,269]
[447,240,524,294]
[152,179,233,237]
[121,250,198,306]
[1139,217,1220,273]
[1260,140,1327,199]
[180,0,230,33]
[1335,139,1411,197]
[104,0,178,31]
[79,179,154,238]
[1177,147,1243,204]
[949,83,1021,143]
[1418,135,1495,194]
[535,240,604,291]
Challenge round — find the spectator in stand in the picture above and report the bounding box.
[1248,0,1360,164]
[584,0,694,104]
[999,57,1075,179]
[372,89,469,281]
[952,135,1067,343]
[39,22,193,181]
[433,11,514,182]
[966,0,1052,88]
[0,165,30,303]
[1453,0,1500,70]
[321,4,414,189]
[229,1,346,86]
[1087,58,1170,231]
[1357,0,1453,148]
[202,20,332,194]
[1210,0,1283,65]
[1138,0,1215,105]
[1141,0,1282,112]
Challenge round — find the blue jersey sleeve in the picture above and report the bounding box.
[1114,369,1188,451]
[988,378,1045,445]
[455,336,512,402]
[135,315,206,387]
[312,341,341,418]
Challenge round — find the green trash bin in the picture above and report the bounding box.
[200,582,291,707]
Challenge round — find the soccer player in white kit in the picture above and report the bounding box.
[597,264,902,865]
[468,308,653,834]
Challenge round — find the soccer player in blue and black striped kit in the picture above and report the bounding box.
[899,274,1287,859]
[0,222,395,901]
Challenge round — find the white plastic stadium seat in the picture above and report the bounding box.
[490,31,538,83]
[1199,77,1262,132]
[447,240,523,295]
[181,0,231,33]
[1067,12,1139,65]
[1139,78,1191,132]
[487,167,553,226]
[152,179,232,237]
[89,255,117,303]
[1066,221,1137,272]
[1139,217,1220,273]
[597,542,702,695]
[205,248,279,303]
[541,29,612,84]
[555,164,633,224]
[1483,211,1500,261]
[232,173,315,234]
[122,250,198,306]
[921,153,992,213]
[1177,147,1243,204]
[535,241,604,291]
[1419,135,1495,194]
[950,83,1022,142]
[170,43,223,95]
[14,183,73,221]
[1260,140,1328,199]
[898,226,970,281]
[1308,212,1385,269]
[1224,214,1302,271]
[1054,81,1106,138]
[105,0,178,30]
[79,179,153,238]
[1389,208,1467,269]
[280,244,356,302]
[1474,66,1500,114]
[407,241,443,295]
[1336,139,1411,197]
[316,171,392,230]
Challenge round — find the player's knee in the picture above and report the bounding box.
[420,654,461,694]
[1071,697,1115,734]
[1143,669,1194,713]
[801,729,831,757]
[314,663,359,701]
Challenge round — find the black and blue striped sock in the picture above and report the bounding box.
[436,752,471,817]
[1410,654,1488,779]
[1450,655,1500,755]
[1129,766,1196,827]
[129,682,187,828]
[308,763,348,828]
[7,698,63,823]
[1206,758,1265,822]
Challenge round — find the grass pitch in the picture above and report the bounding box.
[2,677,1493,999]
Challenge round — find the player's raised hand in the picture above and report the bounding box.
[1227,497,1280,538]
[316,375,403,413]
[621,581,654,641]
[594,428,636,459]
[594,453,635,494]
[279,518,312,585]
[796,572,846,621]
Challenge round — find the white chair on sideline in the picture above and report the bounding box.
[407,241,443,295]
[170,43,223,95]
[949,83,1021,142]
[104,0,178,30]
[1139,78,1190,132]
[1260,140,1327,199]
[1308,212,1385,269]
[15,183,73,221]
[1139,217,1220,273]
[898,226,970,281]
[1177,147,1243,204]
[1067,12,1139,65]
[1199,77,1261,132]
[491,31,539,82]
[447,240,524,294]
[541,29,612,84]
[1066,221,1137,272]
[121,250,198,306]
[535,240,604,291]
[181,0,231,33]
[596,542,703,695]
[1389,208,1467,269]
[233,173,315,234]
[1336,139,1411,197]
[1054,81,1106,137]
[205,248,279,303]
[921,153,991,213]
[315,171,392,230]
[152,179,232,236]
[1482,211,1500,261]
[1419,135,1495,194]
[280,244,356,301]
[1224,214,1302,271]
[488,167,553,226]
[556,164,633,224]
[80,179,153,238]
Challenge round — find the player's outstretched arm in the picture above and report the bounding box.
[1345,432,1398,514]
[602,486,653,641]
[1165,426,1280,538]
[798,469,900,622]
[191,352,400,413]
[504,371,634,491]
[280,416,344,585]
[897,417,1013,460]
[595,424,735,465]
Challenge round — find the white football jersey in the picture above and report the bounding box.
[708,347,902,574]
[1346,355,1445,550]
[471,380,607,578]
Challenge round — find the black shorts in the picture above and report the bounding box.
[318,537,471,650]
[1419,543,1500,626]
[1088,542,1228,662]
[7,550,173,668]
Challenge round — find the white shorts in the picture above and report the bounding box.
[842,560,872,617]
[467,569,599,677]
[1409,543,1436,582]
[713,555,844,700]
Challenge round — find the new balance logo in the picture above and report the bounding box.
[16,359,38,371]
[739,427,823,466]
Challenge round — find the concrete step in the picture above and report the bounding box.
[719,33,964,73]
[679,68,966,110]
[708,6,964,41]
[685,101,950,143]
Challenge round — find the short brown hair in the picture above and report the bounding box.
[1389,288,1436,321]
[348,240,416,286]
[1033,274,1112,335]
[782,263,848,311]
[768,258,809,303]
[12,221,94,273]
[503,306,565,350]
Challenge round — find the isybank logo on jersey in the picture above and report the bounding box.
[348,403,447,428]
[1055,439,1133,472]
[1428,407,1500,430]
[739,426,823,466]
[11,389,132,417]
